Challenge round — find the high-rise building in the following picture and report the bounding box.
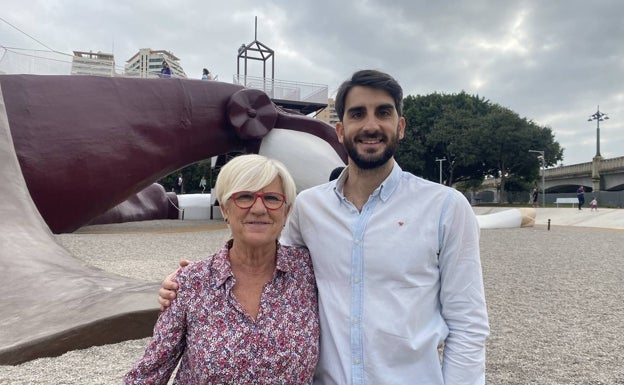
[71,51,116,77]
[316,98,339,126]
[124,48,186,78]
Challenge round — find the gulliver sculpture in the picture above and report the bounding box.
[0,75,346,364]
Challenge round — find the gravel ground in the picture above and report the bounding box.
[1,220,624,384]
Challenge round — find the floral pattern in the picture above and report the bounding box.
[124,242,319,384]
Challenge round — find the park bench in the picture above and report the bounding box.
[555,197,578,207]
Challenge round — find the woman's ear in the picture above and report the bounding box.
[220,206,229,222]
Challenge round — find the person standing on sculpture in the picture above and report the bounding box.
[160,60,172,78]
[202,68,213,80]
[577,185,585,210]
[159,69,489,384]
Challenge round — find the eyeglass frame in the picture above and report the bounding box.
[229,191,287,210]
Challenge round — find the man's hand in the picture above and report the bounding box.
[158,259,191,311]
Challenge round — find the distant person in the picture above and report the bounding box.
[124,154,319,384]
[175,173,183,194]
[160,61,172,78]
[202,68,213,80]
[532,188,539,207]
[199,175,207,193]
[590,197,598,211]
[577,185,585,210]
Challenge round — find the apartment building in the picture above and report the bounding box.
[124,48,187,78]
[316,98,339,126]
[71,51,116,77]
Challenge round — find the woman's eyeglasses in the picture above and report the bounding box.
[229,191,287,210]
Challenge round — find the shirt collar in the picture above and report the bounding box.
[333,161,402,203]
[212,240,290,287]
[378,161,402,202]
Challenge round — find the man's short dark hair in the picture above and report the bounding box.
[334,69,403,121]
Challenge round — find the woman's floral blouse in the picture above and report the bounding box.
[124,241,319,384]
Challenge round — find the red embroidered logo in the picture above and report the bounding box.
[398,221,404,226]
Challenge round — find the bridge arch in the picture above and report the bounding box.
[544,156,624,193]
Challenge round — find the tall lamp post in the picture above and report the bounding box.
[528,150,545,207]
[588,106,609,158]
[435,157,446,184]
[588,106,608,195]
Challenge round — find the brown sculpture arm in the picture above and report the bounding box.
[0,75,346,233]
[2,75,250,232]
[273,105,348,163]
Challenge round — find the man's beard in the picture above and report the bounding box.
[344,132,398,170]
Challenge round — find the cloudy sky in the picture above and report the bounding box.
[1,0,622,166]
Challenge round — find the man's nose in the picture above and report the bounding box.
[362,113,379,130]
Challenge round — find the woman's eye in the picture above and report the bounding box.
[237,193,254,201]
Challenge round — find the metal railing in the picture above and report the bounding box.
[545,155,624,178]
[232,74,328,104]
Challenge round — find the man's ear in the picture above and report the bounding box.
[335,121,345,144]
[398,117,406,140]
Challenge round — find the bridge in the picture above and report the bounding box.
[542,156,624,193]
[475,155,624,207]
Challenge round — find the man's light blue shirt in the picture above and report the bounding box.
[281,162,489,385]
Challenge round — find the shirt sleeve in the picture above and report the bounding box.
[281,200,306,247]
[123,270,188,385]
[438,190,490,385]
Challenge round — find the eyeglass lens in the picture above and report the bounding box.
[232,192,285,209]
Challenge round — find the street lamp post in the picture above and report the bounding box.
[435,157,446,184]
[588,106,609,158]
[588,106,608,195]
[528,150,545,207]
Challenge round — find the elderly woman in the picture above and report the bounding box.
[124,154,319,384]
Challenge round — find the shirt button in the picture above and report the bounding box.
[354,277,360,283]
[354,358,361,364]
[352,318,359,324]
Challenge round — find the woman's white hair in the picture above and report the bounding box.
[215,154,297,208]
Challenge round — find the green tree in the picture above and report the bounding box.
[400,92,492,184]
[398,91,563,199]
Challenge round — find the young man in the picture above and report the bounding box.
[160,70,489,384]
[577,185,585,210]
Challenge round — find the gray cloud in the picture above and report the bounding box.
[1,0,622,165]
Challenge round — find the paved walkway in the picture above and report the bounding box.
[474,206,624,230]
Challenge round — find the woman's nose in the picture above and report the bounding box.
[249,196,268,212]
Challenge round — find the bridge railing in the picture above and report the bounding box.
[600,156,624,172]
[545,163,591,178]
[544,156,624,178]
